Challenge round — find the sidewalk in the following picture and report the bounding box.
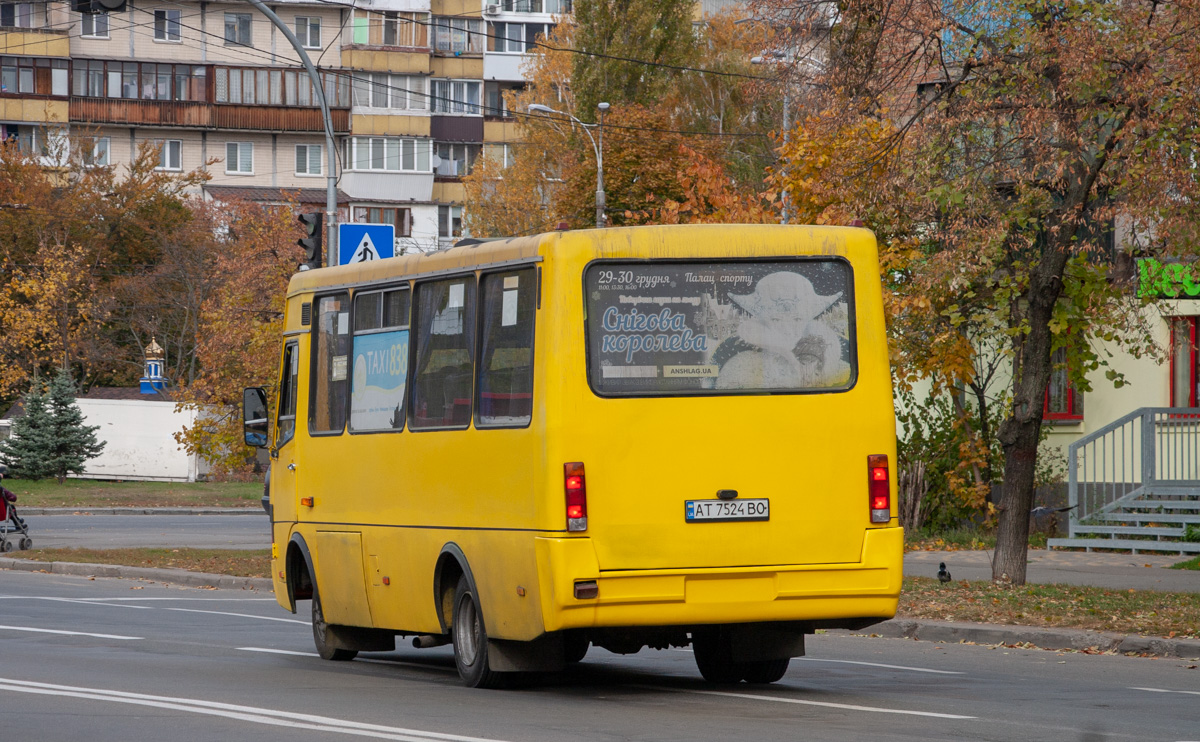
[905,549,1198,593]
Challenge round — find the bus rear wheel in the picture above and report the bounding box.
[740,658,790,684]
[451,579,504,688]
[312,589,357,661]
[692,628,741,683]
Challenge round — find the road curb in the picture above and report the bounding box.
[864,618,1200,659]
[0,557,272,591]
[19,507,263,516]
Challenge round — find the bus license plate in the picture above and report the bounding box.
[685,499,769,522]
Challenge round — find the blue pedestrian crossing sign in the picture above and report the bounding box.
[338,223,395,266]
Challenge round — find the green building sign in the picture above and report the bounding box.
[1138,258,1200,299]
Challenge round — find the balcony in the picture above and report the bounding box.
[0,26,69,57]
[69,98,350,133]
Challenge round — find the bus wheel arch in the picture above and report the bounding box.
[433,543,477,634]
[285,533,315,613]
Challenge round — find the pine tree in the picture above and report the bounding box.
[0,378,57,480]
[0,371,106,483]
[44,370,105,484]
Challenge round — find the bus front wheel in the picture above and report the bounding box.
[312,590,358,662]
[451,579,504,688]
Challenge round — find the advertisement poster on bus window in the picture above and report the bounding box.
[585,260,855,395]
[350,330,409,430]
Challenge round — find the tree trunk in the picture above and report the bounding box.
[992,242,1071,585]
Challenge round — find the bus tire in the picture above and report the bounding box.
[312,589,357,662]
[739,658,790,684]
[451,578,504,688]
[692,628,741,684]
[563,633,589,663]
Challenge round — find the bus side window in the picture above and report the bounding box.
[476,269,535,428]
[411,277,476,430]
[311,293,350,434]
[276,342,299,447]
[350,287,410,433]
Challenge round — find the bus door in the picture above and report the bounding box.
[270,340,300,528]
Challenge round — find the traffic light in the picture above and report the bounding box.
[297,212,323,269]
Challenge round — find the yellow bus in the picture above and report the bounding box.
[243,224,902,688]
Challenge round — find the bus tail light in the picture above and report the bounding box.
[564,462,587,532]
[868,454,890,523]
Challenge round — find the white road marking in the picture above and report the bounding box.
[0,625,142,640]
[0,595,276,602]
[643,686,976,720]
[0,678,512,742]
[162,607,308,624]
[798,658,965,675]
[0,596,153,610]
[1131,687,1200,697]
[238,647,318,656]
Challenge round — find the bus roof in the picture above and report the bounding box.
[286,224,875,298]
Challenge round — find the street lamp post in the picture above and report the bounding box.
[528,102,610,229]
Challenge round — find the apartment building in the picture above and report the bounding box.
[1,0,550,253]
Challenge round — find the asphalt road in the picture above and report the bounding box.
[21,513,269,550]
[1,570,1198,742]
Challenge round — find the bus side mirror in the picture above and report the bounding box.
[243,387,269,448]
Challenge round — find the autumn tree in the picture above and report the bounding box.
[173,198,304,475]
[762,0,1200,582]
[464,6,779,236]
[0,136,207,402]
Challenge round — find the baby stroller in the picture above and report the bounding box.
[0,464,32,553]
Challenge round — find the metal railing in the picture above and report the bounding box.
[1068,407,1200,528]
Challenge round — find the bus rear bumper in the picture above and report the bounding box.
[535,526,903,632]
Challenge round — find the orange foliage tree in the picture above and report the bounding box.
[761,0,1200,582]
[173,199,304,476]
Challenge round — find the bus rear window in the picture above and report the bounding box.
[584,260,855,396]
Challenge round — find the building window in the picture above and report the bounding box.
[438,205,463,239]
[344,137,432,173]
[351,72,426,111]
[1,57,69,96]
[432,17,484,53]
[81,11,109,38]
[0,2,34,28]
[225,141,253,174]
[488,22,552,53]
[0,123,43,154]
[351,205,412,237]
[431,79,481,114]
[1171,316,1200,407]
[214,66,349,107]
[295,144,321,176]
[351,9,428,48]
[155,139,182,171]
[72,60,205,101]
[295,16,320,49]
[434,142,480,177]
[1044,346,1083,421]
[224,12,252,46]
[154,9,181,42]
[485,0,572,12]
[83,136,110,167]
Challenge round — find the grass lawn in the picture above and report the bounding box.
[905,528,1049,552]
[1,479,262,509]
[8,548,270,578]
[900,577,1200,640]
[1171,555,1200,571]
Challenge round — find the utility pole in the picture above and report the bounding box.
[246,0,338,266]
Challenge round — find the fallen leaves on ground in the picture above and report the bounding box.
[900,577,1200,640]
